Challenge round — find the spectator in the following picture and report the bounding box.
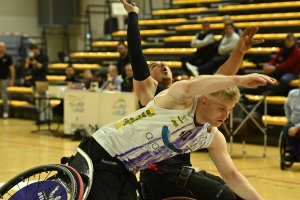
[116,41,130,77]
[101,65,123,91]
[222,15,242,35]
[181,21,215,76]
[121,63,133,92]
[187,23,239,76]
[283,73,300,161]
[263,33,300,96]
[0,42,15,118]
[24,44,50,124]
[65,65,80,83]
[93,68,108,88]
[82,69,93,89]
[25,44,48,84]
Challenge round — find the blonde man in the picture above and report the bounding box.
[76,71,274,200]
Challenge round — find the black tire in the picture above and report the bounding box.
[0,164,78,200]
[279,131,294,170]
[280,161,285,170]
[59,164,84,199]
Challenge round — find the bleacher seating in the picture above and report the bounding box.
[218,1,300,12]
[172,0,222,6]
[48,63,101,70]
[152,7,207,16]
[175,20,300,31]
[197,12,300,23]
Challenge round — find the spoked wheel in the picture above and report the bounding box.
[279,132,294,170]
[0,164,79,200]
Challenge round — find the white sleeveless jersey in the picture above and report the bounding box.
[93,95,216,174]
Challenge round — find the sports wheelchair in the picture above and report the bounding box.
[279,131,300,170]
[0,148,195,200]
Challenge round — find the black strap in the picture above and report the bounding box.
[176,167,194,187]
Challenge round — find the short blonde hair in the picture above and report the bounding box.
[209,86,241,104]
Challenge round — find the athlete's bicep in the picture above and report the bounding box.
[208,131,237,178]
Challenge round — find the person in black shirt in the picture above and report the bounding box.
[0,42,15,118]
[116,41,130,78]
[25,44,48,84]
[64,65,80,83]
[181,21,215,76]
[121,63,133,92]
[123,1,264,199]
[25,44,50,124]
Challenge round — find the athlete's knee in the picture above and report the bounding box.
[215,186,237,200]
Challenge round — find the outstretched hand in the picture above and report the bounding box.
[235,26,264,54]
[120,0,139,14]
[239,73,275,88]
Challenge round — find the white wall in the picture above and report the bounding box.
[0,0,41,36]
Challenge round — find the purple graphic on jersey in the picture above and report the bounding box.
[116,124,212,174]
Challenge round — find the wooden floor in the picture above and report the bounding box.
[0,118,300,200]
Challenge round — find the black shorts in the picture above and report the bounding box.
[78,137,137,200]
[139,169,242,200]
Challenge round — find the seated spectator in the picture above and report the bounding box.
[181,21,215,76]
[101,65,123,91]
[263,33,300,96]
[65,65,80,83]
[222,15,242,35]
[117,41,130,78]
[186,23,239,76]
[82,69,93,89]
[121,63,133,92]
[283,73,300,161]
[93,68,108,88]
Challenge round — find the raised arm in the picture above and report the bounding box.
[208,131,263,200]
[122,0,158,105]
[155,73,274,108]
[216,26,264,75]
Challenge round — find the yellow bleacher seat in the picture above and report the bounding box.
[240,62,256,69]
[247,47,279,54]
[8,100,30,107]
[46,75,66,82]
[246,95,287,105]
[69,52,119,59]
[219,1,300,11]
[112,29,166,37]
[147,61,182,68]
[173,0,221,5]
[142,47,278,55]
[138,18,187,26]
[143,48,196,55]
[152,7,207,16]
[289,79,299,87]
[48,63,101,70]
[262,115,287,126]
[91,41,145,48]
[176,20,300,31]
[7,86,33,94]
[164,33,300,43]
[145,61,254,69]
[50,100,61,107]
[197,12,300,23]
